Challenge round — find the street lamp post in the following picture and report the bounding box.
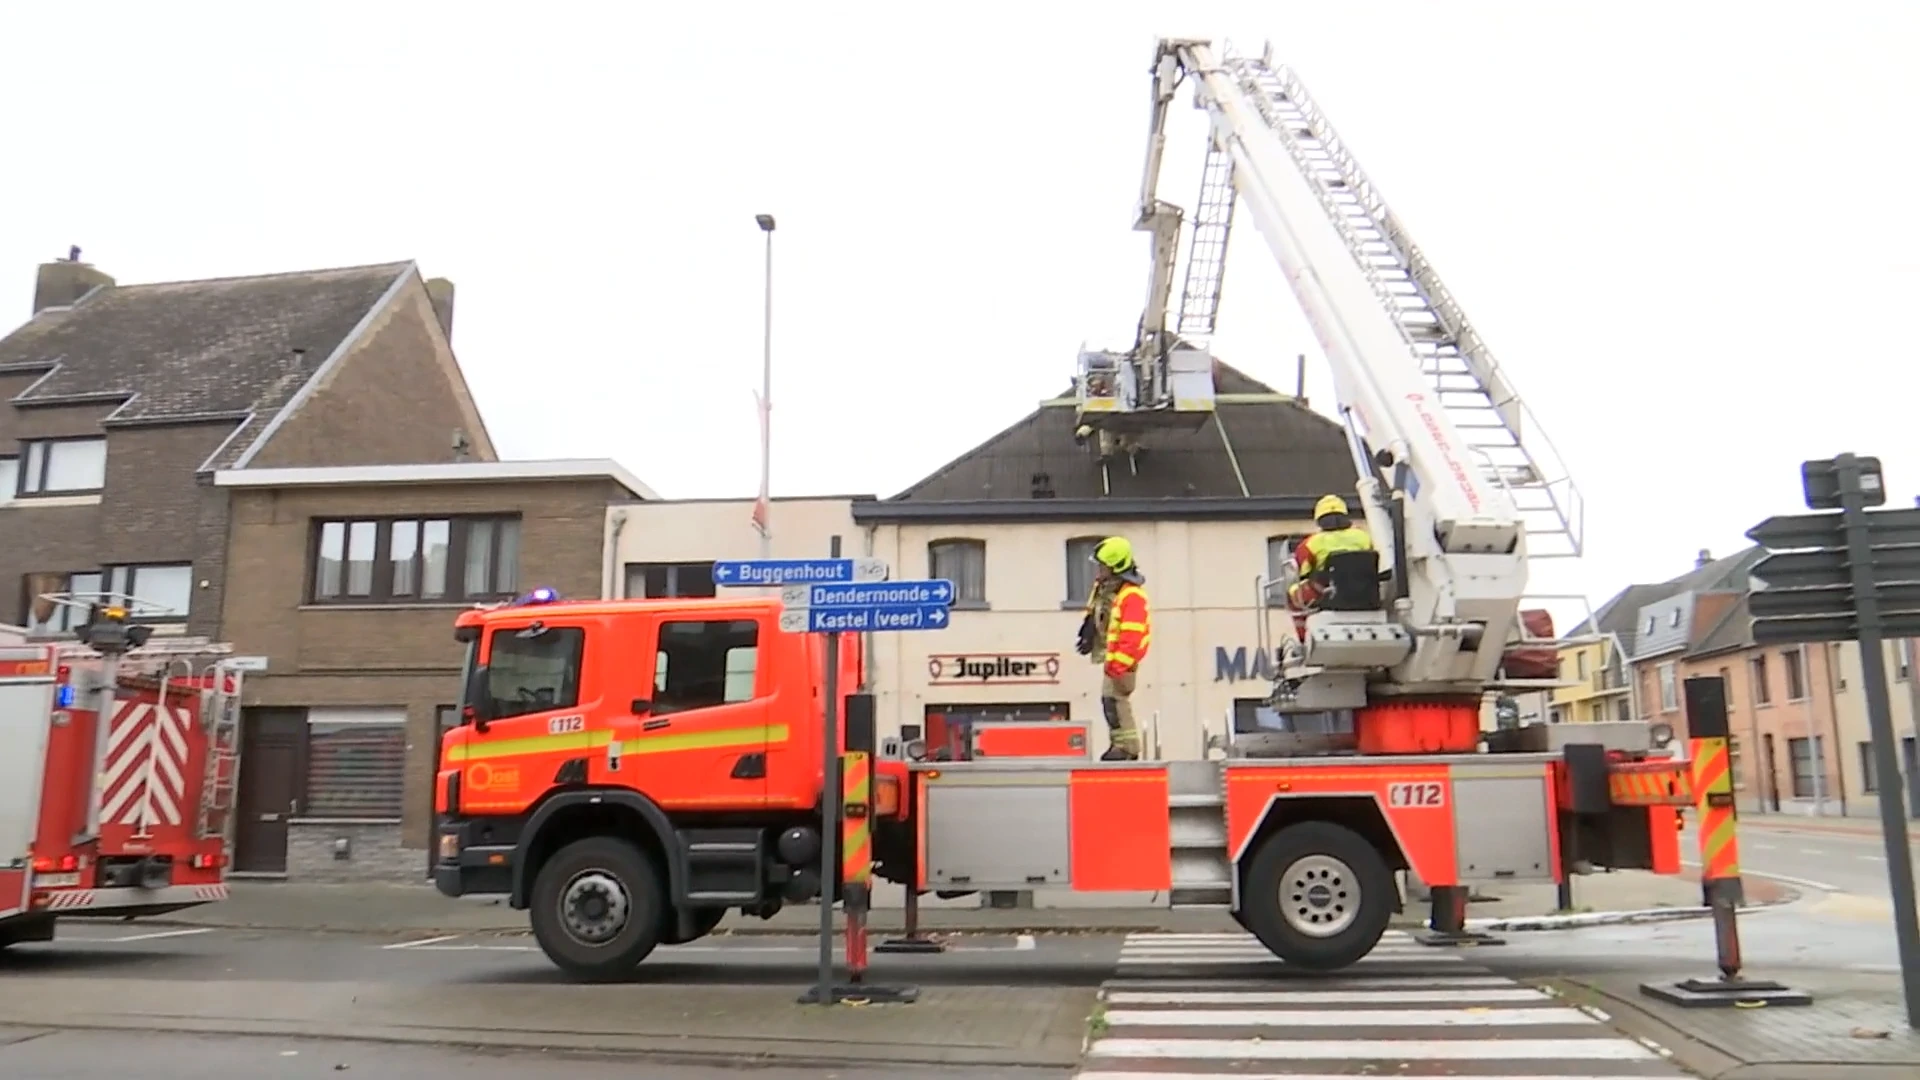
[754,214,776,563]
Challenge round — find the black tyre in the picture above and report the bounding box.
[1240,820,1394,971]
[529,836,666,981]
[660,905,727,945]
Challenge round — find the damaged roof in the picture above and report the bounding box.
[887,360,1358,504]
[0,262,412,447]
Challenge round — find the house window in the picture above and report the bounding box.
[1645,615,1656,636]
[1669,608,1682,628]
[1831,644,1847,690]
[311,516,516,604]
[653,619,759,714]
[482,624,585,720]
[1860,741,1879,793]
[1750,654,1772,706]
[1897,640,1913,681]
[20,570,103,635]
[1782,648,1807,701]
[104,564,193,620]
[928,539,986,606]
[1265,536,1302,604]
[1787,736,1822,799]
[1614,698,1631,722]
[1718,666,1733,708]
[0,455,15,502]
[1064,536,1104,604]
[1657,662,1678,712]
[17,437,107,495]
[1729,735,1744,789]
[1576,652,1589,678]
[625,561,716,599]
[303,710,407,819]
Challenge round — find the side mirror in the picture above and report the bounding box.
[464,665,494,733]
[630,698,652,716]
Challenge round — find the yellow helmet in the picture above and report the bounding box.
[1093,536,1134,571]
[1314,494,1350,520]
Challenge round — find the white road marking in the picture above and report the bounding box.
[383,934,461,950]
[1077,1076,1664,1080]
[1860,853,1886,862]
[74,927,217,943]
[1681,858,1838,892]
[1102,1006,1597,1027]
[1105,987,1554,1005]
[1015,933,1036,951]
[1085,1037,1658,1061]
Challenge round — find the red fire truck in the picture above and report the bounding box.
[433,37,1700,982]
[0,601,243,949]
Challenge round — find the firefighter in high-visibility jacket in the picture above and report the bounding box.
[1287,495,1375,621]
[1074,537,1150,761]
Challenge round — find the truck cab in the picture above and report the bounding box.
[433,592,862,979]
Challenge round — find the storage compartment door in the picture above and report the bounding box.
[0,665,56,919]
[923,781,1070,889]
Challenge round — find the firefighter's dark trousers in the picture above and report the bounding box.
[1100,669,1141,758]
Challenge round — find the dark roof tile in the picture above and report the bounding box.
[892,360,1357,502]
[0,262,411,437]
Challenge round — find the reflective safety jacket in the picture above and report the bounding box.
[1288,526,1374,604]
[1104,582,1152,671]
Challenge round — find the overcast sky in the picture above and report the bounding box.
[3,1,1912,613]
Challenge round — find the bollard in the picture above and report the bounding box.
[1640,677,1811,1009]
[1415,883,1503,948]
[876,886,948,954]
[800,751,917,1004]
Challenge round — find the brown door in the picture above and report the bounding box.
[234,709,306,874]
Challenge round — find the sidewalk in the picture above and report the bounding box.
[1739,814,1920,838]
[144,868,1784,937]
[1550,968,1920,1079]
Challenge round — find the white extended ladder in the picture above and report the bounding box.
[1175,144,1239,340]
[197,666,243,841]
[1218,47,1584,558]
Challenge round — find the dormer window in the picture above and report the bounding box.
[1670,608,1682,628]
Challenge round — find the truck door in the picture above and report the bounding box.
[628,615,770,810]
[458,620,594,816]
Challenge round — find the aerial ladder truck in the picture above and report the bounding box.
[431,38,1696,982]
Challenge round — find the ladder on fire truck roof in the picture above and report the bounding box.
[36,592,246,843]
[1196,44,1584,559]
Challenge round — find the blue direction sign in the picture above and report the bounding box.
[780,579,954,609]
[779,605,950,634]
[712,557,890,587]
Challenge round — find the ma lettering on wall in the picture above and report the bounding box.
[1214,645,1286,683]
[927,652,1062,685]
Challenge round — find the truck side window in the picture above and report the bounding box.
[486,625,585,720]
[653,619,758,715]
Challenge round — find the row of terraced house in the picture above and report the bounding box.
[12,251,1910,886]
[1551,548,1920,820]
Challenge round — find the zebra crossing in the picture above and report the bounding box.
[1077,931,1690,1078]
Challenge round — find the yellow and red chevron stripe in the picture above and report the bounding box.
[1608,761,1694,806]
[1689,737,1741,880]
[840,752,873,886]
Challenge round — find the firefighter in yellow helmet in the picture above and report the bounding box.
[1074,537,1150,761]
[1286,495,1374,617]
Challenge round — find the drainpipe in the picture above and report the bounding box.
[1820,641,1848,816]
[605,509,629,599]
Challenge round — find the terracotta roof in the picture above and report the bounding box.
[889,360,1358,503]
[0,262,412,465]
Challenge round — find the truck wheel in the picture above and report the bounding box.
[529,836,666,981]
[1240,820,1393,971]
[660,906,727,945]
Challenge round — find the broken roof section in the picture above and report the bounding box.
[887,360,1358,504]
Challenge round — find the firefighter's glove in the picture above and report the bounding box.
[1075,613,1098,655]
[1104,660,1130,680]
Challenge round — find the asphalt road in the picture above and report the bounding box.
[1708,817,1920,898]
[0,925,1119,986]
[0,1027,1067,1080]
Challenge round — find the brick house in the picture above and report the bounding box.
[0,250,494,639]
[212,460,655,880]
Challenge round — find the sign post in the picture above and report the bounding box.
[716,548,949,1005]
[1732,454,1920,1027]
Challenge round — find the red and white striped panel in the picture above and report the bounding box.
[40,883,228,910]
[100,699,195,829]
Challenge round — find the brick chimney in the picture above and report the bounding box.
[33,246,114,314]
[1695,548,1712,569]
[425,277,455,343]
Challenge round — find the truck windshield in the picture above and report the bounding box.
[485,625,585,720]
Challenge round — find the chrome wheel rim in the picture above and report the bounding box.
[1279,853,1358,938]
[560,870,631,946]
